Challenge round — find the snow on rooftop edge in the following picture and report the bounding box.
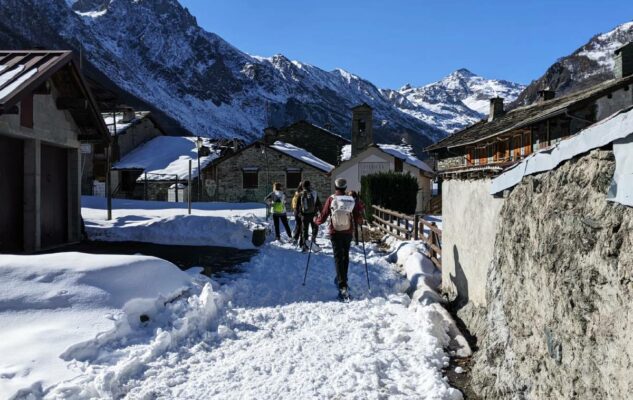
[270,141,334,172]
[377,143,434,173]
[113,136,219,180]
[490,106,633,207]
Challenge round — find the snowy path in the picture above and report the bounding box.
[47,237,461,399]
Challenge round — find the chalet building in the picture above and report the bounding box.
[202,141,334,203]
[425,42,633,309]
[111,136,229,201]
[0,50,109,253]
[332,104,435,212]
[83,108,165,195]
[263,120,350,165]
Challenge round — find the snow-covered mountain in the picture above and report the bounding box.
[0,0,525,149]
[383,69,525,133]
[513,21,633,106]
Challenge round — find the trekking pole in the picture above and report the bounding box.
[302,232,315,286]
[360,222,370,292]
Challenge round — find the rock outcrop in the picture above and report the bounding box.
[467,149,633,399]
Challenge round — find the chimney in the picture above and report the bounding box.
[263,127,277,144]
[537,89,555,102]
[615,42,633,79]
[351,103,373,156]
[488,97,504,122]
[232,138,240,152]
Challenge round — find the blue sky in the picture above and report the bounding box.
[179,0,633,89]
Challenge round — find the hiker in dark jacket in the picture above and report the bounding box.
[299,180,322,251]
[291,182,303,245]
[315,178,363,299]
[264,182,292,242]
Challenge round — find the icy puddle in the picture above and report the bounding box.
[44,239,462,399]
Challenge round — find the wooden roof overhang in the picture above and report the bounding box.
[0,50,110,144]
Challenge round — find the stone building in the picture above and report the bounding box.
[0,50,109,253]
[111,136,223,201]
[83,108,165,195]
[263,120,350,165]
[202,141,334,204]
[426,42,633,310]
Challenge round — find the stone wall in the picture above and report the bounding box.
[265,121,349,166]
[203,144,331,205]
[467,149,633,399]
[442,179,504,308]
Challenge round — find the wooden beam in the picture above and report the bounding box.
[56,97,87,110]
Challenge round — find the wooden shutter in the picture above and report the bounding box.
[524,131,532,156]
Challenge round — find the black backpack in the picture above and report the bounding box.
[301,190,316,213]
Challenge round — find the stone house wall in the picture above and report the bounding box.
[115,117,163,159]
[202,144,331,205]
[458,149,633,399]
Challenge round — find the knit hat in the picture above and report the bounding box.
[334,178,347,190]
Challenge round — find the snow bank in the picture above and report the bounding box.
[377,143,434,173]
[82,196,266,249]
[386,236,472,358]
[0,253,193,399]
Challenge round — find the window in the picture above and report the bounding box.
[513,135,522,160]
[394,158,403,172]
[242,168,259,189]
[286,168,302,189]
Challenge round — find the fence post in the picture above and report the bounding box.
[414,215,419,240]
[188,160,192,215]
[175,175,179,203]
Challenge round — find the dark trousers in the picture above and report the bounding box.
[273,214,292,239]
[331,233,353,289]
[293,212,303,241]
[300,213,318,245]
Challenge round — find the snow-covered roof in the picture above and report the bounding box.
[102,111,151,135]
[491,106,633,208]
[113,136,220,180]
[270,141,334,172]
[377,144,434,174]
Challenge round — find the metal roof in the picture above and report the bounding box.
[426,74,633,151]
[0,50,109,143]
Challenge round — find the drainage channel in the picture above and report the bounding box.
[41,241,259,277]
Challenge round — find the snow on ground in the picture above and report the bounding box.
[32,227,464,399]
[0,253,193,399]
[82,196,266,249]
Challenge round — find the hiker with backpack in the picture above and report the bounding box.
[299,180,322,252]
[264,182,292,242]
[290,182,304,245]
[315,178,363,300]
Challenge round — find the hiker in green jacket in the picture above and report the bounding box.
[264,182,292,242]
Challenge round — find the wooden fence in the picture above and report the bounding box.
[371,205,442,269]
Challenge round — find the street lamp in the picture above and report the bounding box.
[196,136,203,202]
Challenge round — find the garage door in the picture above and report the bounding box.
[0,135,24,253]
[41,144,68,249]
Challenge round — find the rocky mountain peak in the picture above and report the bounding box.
[512,21,633,107]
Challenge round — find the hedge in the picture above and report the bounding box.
[360,171,418,221]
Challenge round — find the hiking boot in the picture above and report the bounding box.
[338,286,351,301]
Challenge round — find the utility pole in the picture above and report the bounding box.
[188,159,192,215]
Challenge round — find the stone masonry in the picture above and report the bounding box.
[203,143,331,205]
